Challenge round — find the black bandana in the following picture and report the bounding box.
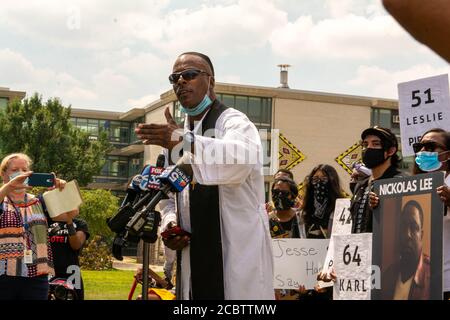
[272,189,295,211]
[312,181,329,220]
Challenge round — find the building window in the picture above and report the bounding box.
[87,119,99,136]
[371,108,400,135]
[71,117,131,144]
[173,101,184,126]
[130,117,145,144]
[101,155,129,177]
[173,94,273,172]
[173,94,272,130]
[371,108,411,172]
[0,97,8,110]
[109,121,130,144]
[129,152,144,176]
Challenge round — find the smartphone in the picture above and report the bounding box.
[161,226,191,239]
[27,173,55,187]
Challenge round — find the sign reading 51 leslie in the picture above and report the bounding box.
[398,74,450,157]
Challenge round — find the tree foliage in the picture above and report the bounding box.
[0,93,111,186]
[79,188,119,242]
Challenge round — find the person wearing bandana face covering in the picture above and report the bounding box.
[303,165,346,300]
[301,165,346,239]
[370,128,450,299]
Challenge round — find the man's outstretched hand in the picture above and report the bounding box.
[135,107,183,150]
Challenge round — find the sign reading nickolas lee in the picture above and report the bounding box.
[372,172,444,300]
[398,74,450,157]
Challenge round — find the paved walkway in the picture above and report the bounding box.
[112,257,164,273]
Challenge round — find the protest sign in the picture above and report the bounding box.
[333,233,372,300]
[273,238,329,290]
[372,172,444,300]
[319,199,352,288]
[398,74,450,156]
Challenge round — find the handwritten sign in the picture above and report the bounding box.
[272,238,329,290]
[319,199,352,288]
[398,74,450,157]
[333,233,372,300]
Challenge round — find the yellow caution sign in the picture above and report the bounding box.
[278,133,306,170]
[335,142,363,175]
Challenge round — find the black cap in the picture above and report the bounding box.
[361,126,398,149]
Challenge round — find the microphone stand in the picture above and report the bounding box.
[136,186,169,300]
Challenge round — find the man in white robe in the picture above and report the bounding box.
[135,52,274,300]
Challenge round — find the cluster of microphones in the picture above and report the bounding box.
[107,154,192,260]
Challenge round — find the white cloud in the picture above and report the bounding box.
[217,74,242,84]
[0,48,97,104]
[0,0,171,50]
[1,0,448,111]
[134,0,287,57]
[269,11,423,60]
[325,0,357,18]
[348,64,450,98]
[127,94,160,108]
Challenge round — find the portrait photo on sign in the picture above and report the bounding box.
[372,173,444,300]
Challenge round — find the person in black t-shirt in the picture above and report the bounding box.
[47,210,89,300]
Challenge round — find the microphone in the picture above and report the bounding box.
[146,154,166,191]
[118,171,143,208]
[125,159,192,239]
[107,155,166,234]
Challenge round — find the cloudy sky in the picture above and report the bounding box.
[1,0,449,112]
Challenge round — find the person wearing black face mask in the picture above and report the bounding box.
[350,126,404,234]
[268,178,301,239]
[268,177,304,300]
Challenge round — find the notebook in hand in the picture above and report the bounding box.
[42,180,83,218]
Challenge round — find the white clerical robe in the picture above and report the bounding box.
[159,107,274,300]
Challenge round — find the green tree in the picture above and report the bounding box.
[78,189,119,270]
[0,93,111,186]
[79,188,119,242]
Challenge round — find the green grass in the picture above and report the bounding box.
[82,269,141,300]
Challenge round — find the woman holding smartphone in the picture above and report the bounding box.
[0,153,71,300]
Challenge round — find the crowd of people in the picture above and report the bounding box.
[3,0,450,299]
[134,51,450,301]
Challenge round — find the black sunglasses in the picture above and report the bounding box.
[168,69,209,84]
[412,141,446,153]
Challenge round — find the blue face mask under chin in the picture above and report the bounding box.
[415,151,442,172]
[180,80,213,116]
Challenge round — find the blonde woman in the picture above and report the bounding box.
[0,153,75,300]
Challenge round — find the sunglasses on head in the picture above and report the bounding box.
[412,141,446,153]
[168,69,209,84]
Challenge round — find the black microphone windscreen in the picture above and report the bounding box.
[156,154,166,168]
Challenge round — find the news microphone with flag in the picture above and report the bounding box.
[107,156,166,234]
[126,162,193,235]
